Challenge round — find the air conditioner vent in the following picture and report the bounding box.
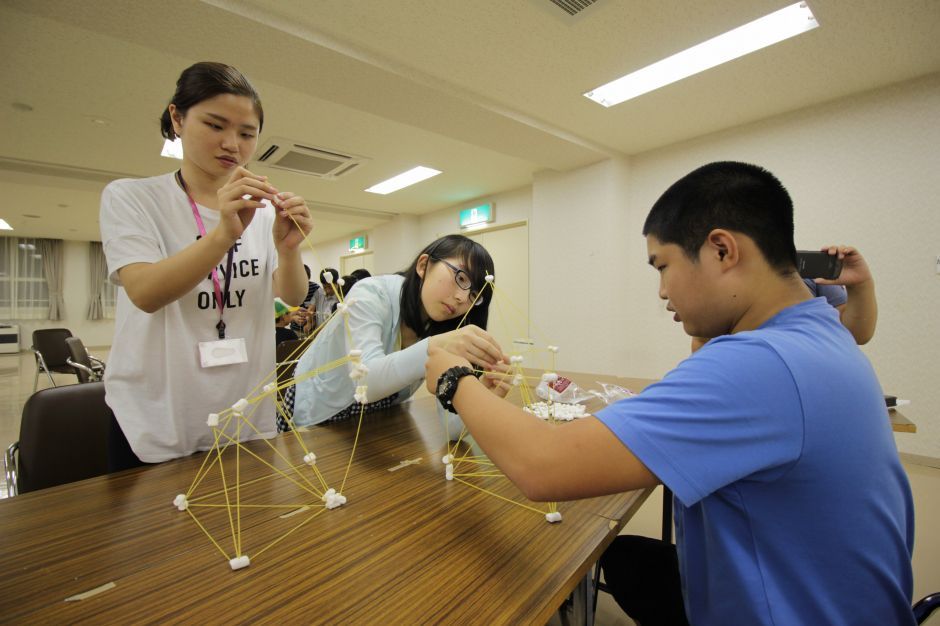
[252,137,368,179]
[547,0,599,16]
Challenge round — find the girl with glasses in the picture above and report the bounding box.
[285,234,509,430]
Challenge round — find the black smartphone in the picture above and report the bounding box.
[796,251,843,280]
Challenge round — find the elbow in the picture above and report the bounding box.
[125,291,162,314]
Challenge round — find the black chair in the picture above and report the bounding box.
[3,382,112,497]
[914,593,940,623]
[65,336,106,383]
[275,338,307,401]
[30,328,77,391]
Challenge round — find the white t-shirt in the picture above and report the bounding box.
[100,172,278,462]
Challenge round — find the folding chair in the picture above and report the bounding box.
[65,336,106,383]
[30,328,77,391]
[3,382,112,497]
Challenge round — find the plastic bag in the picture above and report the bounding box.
[535,376,594,404]
[589,382,636,405]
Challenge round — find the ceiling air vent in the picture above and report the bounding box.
[252,137,367,180]
[547,0,599,16]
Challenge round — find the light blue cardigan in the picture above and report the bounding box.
[292,275,428,427]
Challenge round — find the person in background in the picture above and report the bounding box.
[282,234,510,432]
[424,162,913,625]
[310,267,339,328]
[331,274,359,313]
[275,298,299,345]
[349,268,372,281]
[291,264,319,336]
[100,61,312,469]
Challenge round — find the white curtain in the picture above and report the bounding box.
[37,239,65,321]
[0,237,51,320]
[87,242,106,320]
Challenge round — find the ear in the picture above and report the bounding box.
[415,254,430,279]
[168,104,184,136]
[704,229,739,271]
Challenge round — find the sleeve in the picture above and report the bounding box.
[803,278,847,307]
[344,283,429,400]
[595,335,804,507]
[99,181,164,285]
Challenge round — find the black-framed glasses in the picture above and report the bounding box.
[431,256,481,300]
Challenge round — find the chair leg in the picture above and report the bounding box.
[33,368,39,392]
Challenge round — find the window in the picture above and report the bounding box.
[0,237,50,320]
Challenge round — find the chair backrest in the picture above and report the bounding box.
[276,339,306,383]
[16,381,111,494]
[65,336,93,383]
[32,328,74,372]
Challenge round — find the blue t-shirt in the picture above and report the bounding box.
[597,298,914,625]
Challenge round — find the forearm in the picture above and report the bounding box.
[842,279,877,344]
[119,229,233,313]
[450,377,657,501]
[273,248,307,305]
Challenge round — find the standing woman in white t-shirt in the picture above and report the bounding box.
[100,62,312,469]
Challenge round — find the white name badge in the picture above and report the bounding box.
[198,337,248,368]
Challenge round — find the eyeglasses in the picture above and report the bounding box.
[431,256,481,301]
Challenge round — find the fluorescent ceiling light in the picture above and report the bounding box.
[0,219,12,230]
[365,166,442,195]
[161,137,184,159]
[584,1,818,107]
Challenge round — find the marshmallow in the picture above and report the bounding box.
[510,355,524,364]
[207,413,219,428]
[547,345,559,353]
[344,297,358,307]
[523,401,588,421]
[442,454,454,464]
[354,385,368,404]
[322,271,334,284]
[231,398,250,415]
[173,494,189,511]
[541,372,559,383]
[229,555,251,570]
[545,511,563,523]
[348,349,363,360]
[512,374,523,387]
[337,277,346,286]
[304,452,317,466]
[263,383,276,394]
[445,463,454,481]
[321,488,347,509]
[484,274,495,283]
[349,362,369,381]
[335,302,348,314]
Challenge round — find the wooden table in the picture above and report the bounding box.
[0,394,649,624]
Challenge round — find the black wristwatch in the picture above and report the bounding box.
[436,366,476,411]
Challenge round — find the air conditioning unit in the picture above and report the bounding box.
[252,137,366,180]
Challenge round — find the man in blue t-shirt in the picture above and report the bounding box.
[424,162,914,625]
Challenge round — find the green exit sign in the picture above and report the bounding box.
[349,236,367,251]
[459,203,494,228]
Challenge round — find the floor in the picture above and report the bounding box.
[0,346,111,499]
[0,346,637,624]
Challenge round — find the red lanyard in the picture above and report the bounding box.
[176,171,234,339]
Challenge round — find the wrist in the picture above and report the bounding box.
[206,227,236,256]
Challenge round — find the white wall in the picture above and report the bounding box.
[15,240,115,349]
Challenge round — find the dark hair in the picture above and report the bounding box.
[350,268,372,281]
[303,264,311,279]
[331,275,359,313]
[398,235,495,339]
[643,161,797,272]
[319,268,338,284]
[160,62,264,140]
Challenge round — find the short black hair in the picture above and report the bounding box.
[160,62,264,140]
[319,268,338,284]
[398,235,495,339]
[643,161,797,272]
[303,264,311,280]
[350,268,372,281]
